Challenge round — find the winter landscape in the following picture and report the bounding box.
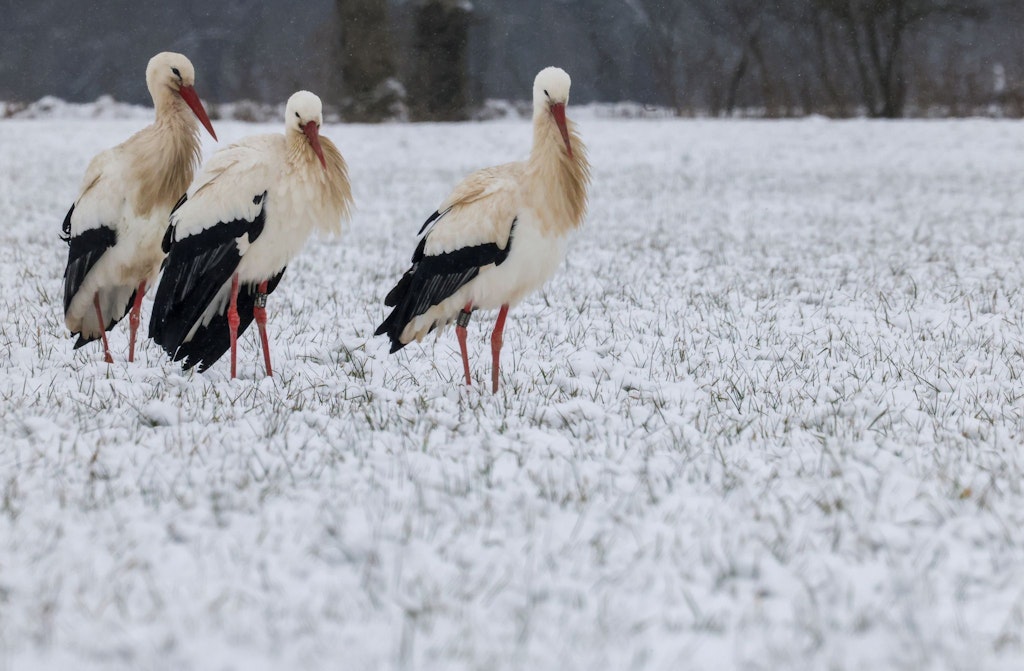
[2,107,1024,670]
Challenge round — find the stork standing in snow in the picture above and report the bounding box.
[149,91,352,378]
[61,52,217,363]
[376,67,590,392]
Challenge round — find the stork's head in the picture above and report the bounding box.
[533,67,573,158]
[286,91,327,170]
[146,52,217,140]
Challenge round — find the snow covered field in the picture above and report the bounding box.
[2,112,1023,670]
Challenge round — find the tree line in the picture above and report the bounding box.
[325,0,1024,120]
[629,0,1024,118]
[1,0,1022,119]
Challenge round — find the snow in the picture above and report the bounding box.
[2,110,1024,670]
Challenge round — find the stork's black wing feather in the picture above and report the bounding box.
[375,218,516,353]
[161,193,189,255]
[63,219,117,314]
[60,204,73,243]
[150,191,268,369]
[62,203,138,347]
[416,208,449,236]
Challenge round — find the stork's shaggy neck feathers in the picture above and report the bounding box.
[286,130,353,236]
[526,109,590,235]
[128,89,202,217]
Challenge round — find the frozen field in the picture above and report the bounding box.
[1,112,1023,670]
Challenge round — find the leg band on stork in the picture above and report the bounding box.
[456,303,473,385]
[253,281,272,376]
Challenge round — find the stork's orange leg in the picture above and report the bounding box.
[227,274,240,379]
[127,280,146,363]
[93,292,114,364]
[456,302,473,386]
[490,304,509,393]
[253,280,272,377]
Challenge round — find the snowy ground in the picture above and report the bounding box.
[1,112,1023,670]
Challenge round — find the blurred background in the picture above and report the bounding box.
[2,0,1023,120]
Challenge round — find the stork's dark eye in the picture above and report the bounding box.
[295,112,300,118]
[544,89,549,97]
[171,67,181,78]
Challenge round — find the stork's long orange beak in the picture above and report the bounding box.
[178,85,217,141]
[550,102,572,159]
[303,120,327,170]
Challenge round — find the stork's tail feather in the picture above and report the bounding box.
[375,218,516,355]
[374,312,409,353]
[72,333,95,350]
[173,293,259,372]
[153,272,284,373]
[68,287,136,350]
[375,268,418,352]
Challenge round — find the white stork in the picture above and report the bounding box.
[149,90,352,378]
[376,67,590,392]
[61,52,217,363]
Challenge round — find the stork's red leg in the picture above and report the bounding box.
[490,304,509,393]
[227,274,240,379]
[253,280,272,377]
[127,280,146,363]
[456,302,473,386]
[93,292,114,364]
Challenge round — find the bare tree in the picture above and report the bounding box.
[811,0,988,117]
[336,0,405,121]
[408,0,471,121]
[625,0,688,113]
[691,0,777,115]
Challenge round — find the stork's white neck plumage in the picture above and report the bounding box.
[526,103,590,236]
[119,53,209,217]
[286,128,317,165]
[125,93,201,218]
[152,88,198,126]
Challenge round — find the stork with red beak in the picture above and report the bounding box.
[149,91,352,377]
[61,52,217,363]
[376,67,590,392]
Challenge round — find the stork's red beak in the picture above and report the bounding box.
[303,120,327,170]
[550,102,572,159]
[178,85,217,141]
